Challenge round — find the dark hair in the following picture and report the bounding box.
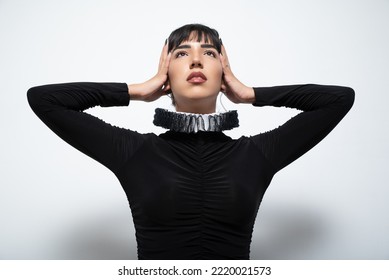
[167,23,222,54]
[165,24,222,103]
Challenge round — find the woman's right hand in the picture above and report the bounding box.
[127,41,171,102]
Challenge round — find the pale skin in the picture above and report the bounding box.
[128,39,255,114]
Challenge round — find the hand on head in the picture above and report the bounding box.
[219,44,255,104]
[127,41,172,102]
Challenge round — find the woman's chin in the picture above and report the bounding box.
[174,88,219,101]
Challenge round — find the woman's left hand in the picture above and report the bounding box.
[219,44,255,104]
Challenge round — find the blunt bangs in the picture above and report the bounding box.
[167,24,222,53]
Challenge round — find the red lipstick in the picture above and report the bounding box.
[187,71,207,84]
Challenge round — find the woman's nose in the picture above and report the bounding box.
[190,59,203,69]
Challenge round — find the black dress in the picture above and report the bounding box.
[27,82,354,259]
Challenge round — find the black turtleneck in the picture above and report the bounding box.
[27,82,354,259]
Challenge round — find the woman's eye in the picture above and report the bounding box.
[175,51,187,58]
[205,50,216,57]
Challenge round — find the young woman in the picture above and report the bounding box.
[27,24,354,259]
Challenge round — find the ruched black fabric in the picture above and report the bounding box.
[27,82,354,259]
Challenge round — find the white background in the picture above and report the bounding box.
[0,0,388,259]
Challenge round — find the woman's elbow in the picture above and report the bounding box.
[27,85,46,113]
[27,86,39,109]
[340,86,355,111]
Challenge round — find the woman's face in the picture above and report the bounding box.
[168,38,223,113]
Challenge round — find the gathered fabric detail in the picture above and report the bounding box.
[153,108,239,133]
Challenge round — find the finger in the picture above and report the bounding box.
[220,57,231,76]
[221,44,229,63]
[220,44,231,72]
[160,52,172,75]
[158,44,164,69]
[158,40,169,70]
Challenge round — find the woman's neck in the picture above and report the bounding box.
[175,100,216,114]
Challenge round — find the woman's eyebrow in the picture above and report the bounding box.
[174,44,217,50]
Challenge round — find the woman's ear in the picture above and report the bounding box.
[163,79,171,94]
[220,80,227,93]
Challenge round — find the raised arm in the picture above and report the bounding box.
[219,44,355,173]
[27,82,144,174]
[28,41,172,174]
[250,84,354,172]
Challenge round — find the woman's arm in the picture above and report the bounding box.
[219,44,355,172]
[250,84,355,172]
[28,42,171,174]
[27,82,144,174]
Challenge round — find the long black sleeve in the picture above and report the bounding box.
[250,84,355,172]
[27,82,145,174]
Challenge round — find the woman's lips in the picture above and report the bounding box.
[187,71,207,84]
